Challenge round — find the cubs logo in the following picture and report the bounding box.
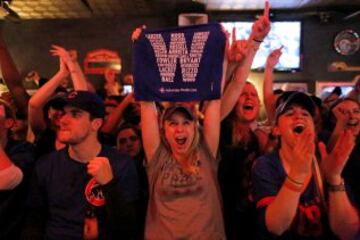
[67,91,78,100]
[85,178,105,207]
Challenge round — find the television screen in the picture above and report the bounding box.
[221,21,302,72]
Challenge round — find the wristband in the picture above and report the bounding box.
[284,177,303,193]
[328,179,345,192]
[287,175,304,185]
[253,38,263,43]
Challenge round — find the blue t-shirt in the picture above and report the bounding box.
[27,145,138,240]
[133,23,226,102]
[252,151,337,240]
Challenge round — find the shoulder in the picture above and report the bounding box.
[6,140,35,166]
[252,152,281,178]
[6,140,34,155]
[100,145,132,162]
[36,149,67,170]
[34,149,68,182]
[100,145,135,171]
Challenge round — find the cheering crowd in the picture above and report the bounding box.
[0,2,360,240]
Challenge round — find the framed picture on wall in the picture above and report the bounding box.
[316,81,355,98]
[273,82,308,93]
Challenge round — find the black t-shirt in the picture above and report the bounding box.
[0,140,35,239]
[27,145,138,239]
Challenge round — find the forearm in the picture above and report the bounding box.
[265,183,301,235]
[224,61,238,87]
[101,95,133,134]
[220,64,245,120]
[220,41,259,120]
[28,71,66,108]
[0,41,29,114]
[67,61,88,90]
[263,66,276,122]
[203,99,221,157]
[327,124,343,149]
[140,101,160,162]
[328,184,359,239]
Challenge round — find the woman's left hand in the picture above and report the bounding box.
[319,129,355,184]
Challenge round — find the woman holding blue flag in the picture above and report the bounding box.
[132,22,228,238]
[132,4,270,236]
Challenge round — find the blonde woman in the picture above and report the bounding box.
[132,23,227,238]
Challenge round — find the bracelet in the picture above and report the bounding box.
[328,179,345,192]
[284,177,303,193]
[253,38,263,43]
[287,175,304,185]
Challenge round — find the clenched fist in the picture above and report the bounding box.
[87,157,113,185]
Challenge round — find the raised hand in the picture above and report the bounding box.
[131,25,146,42]
[266,46,283,68]
[87,157,114,185]
[319,130,355,184]
[282,128,315,182]
[250,0,271,42]
[49,45,70,78]
[227,27,248,63]
[50,44,73,64]
[332,104,350,131]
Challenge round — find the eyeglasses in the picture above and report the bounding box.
[118,135,139,145]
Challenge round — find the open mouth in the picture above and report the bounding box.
[347,119,359,128]
[243,104,254,111]
[175,137,187,145]
[293,123,305,134]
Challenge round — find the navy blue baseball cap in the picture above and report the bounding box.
[162,104,195,123]
[275,91,316,122]
[63,91,105,119]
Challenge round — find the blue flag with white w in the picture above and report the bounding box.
[133,23,226,102]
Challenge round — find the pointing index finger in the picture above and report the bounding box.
[264,0,270,19]
[232,27,236,44]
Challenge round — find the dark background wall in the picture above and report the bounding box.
[1,11,359,94]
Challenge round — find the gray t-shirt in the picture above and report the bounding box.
[145,139,225,239]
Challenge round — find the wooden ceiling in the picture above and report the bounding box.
[2,0,360,20]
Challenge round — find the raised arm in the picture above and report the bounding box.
[263,129,315,235]
[50,45,88,90]
[319,132,359,239]
[203,53,228,157]
[101,93,135,134]
[132,25,161,162]
[0,33,29,114]
[263,47,282,123]
[140,101,160,163]
[28,48,69,134]
[327,103,348,149]
[220,2,271,120]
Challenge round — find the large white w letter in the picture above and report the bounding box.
[146,31,210,83]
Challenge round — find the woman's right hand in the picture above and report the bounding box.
[131,25,146,42]
[266,47,283,68]
[283,128,315,182]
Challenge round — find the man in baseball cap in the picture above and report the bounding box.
[24,90,138,239]
[62,90,106,119]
